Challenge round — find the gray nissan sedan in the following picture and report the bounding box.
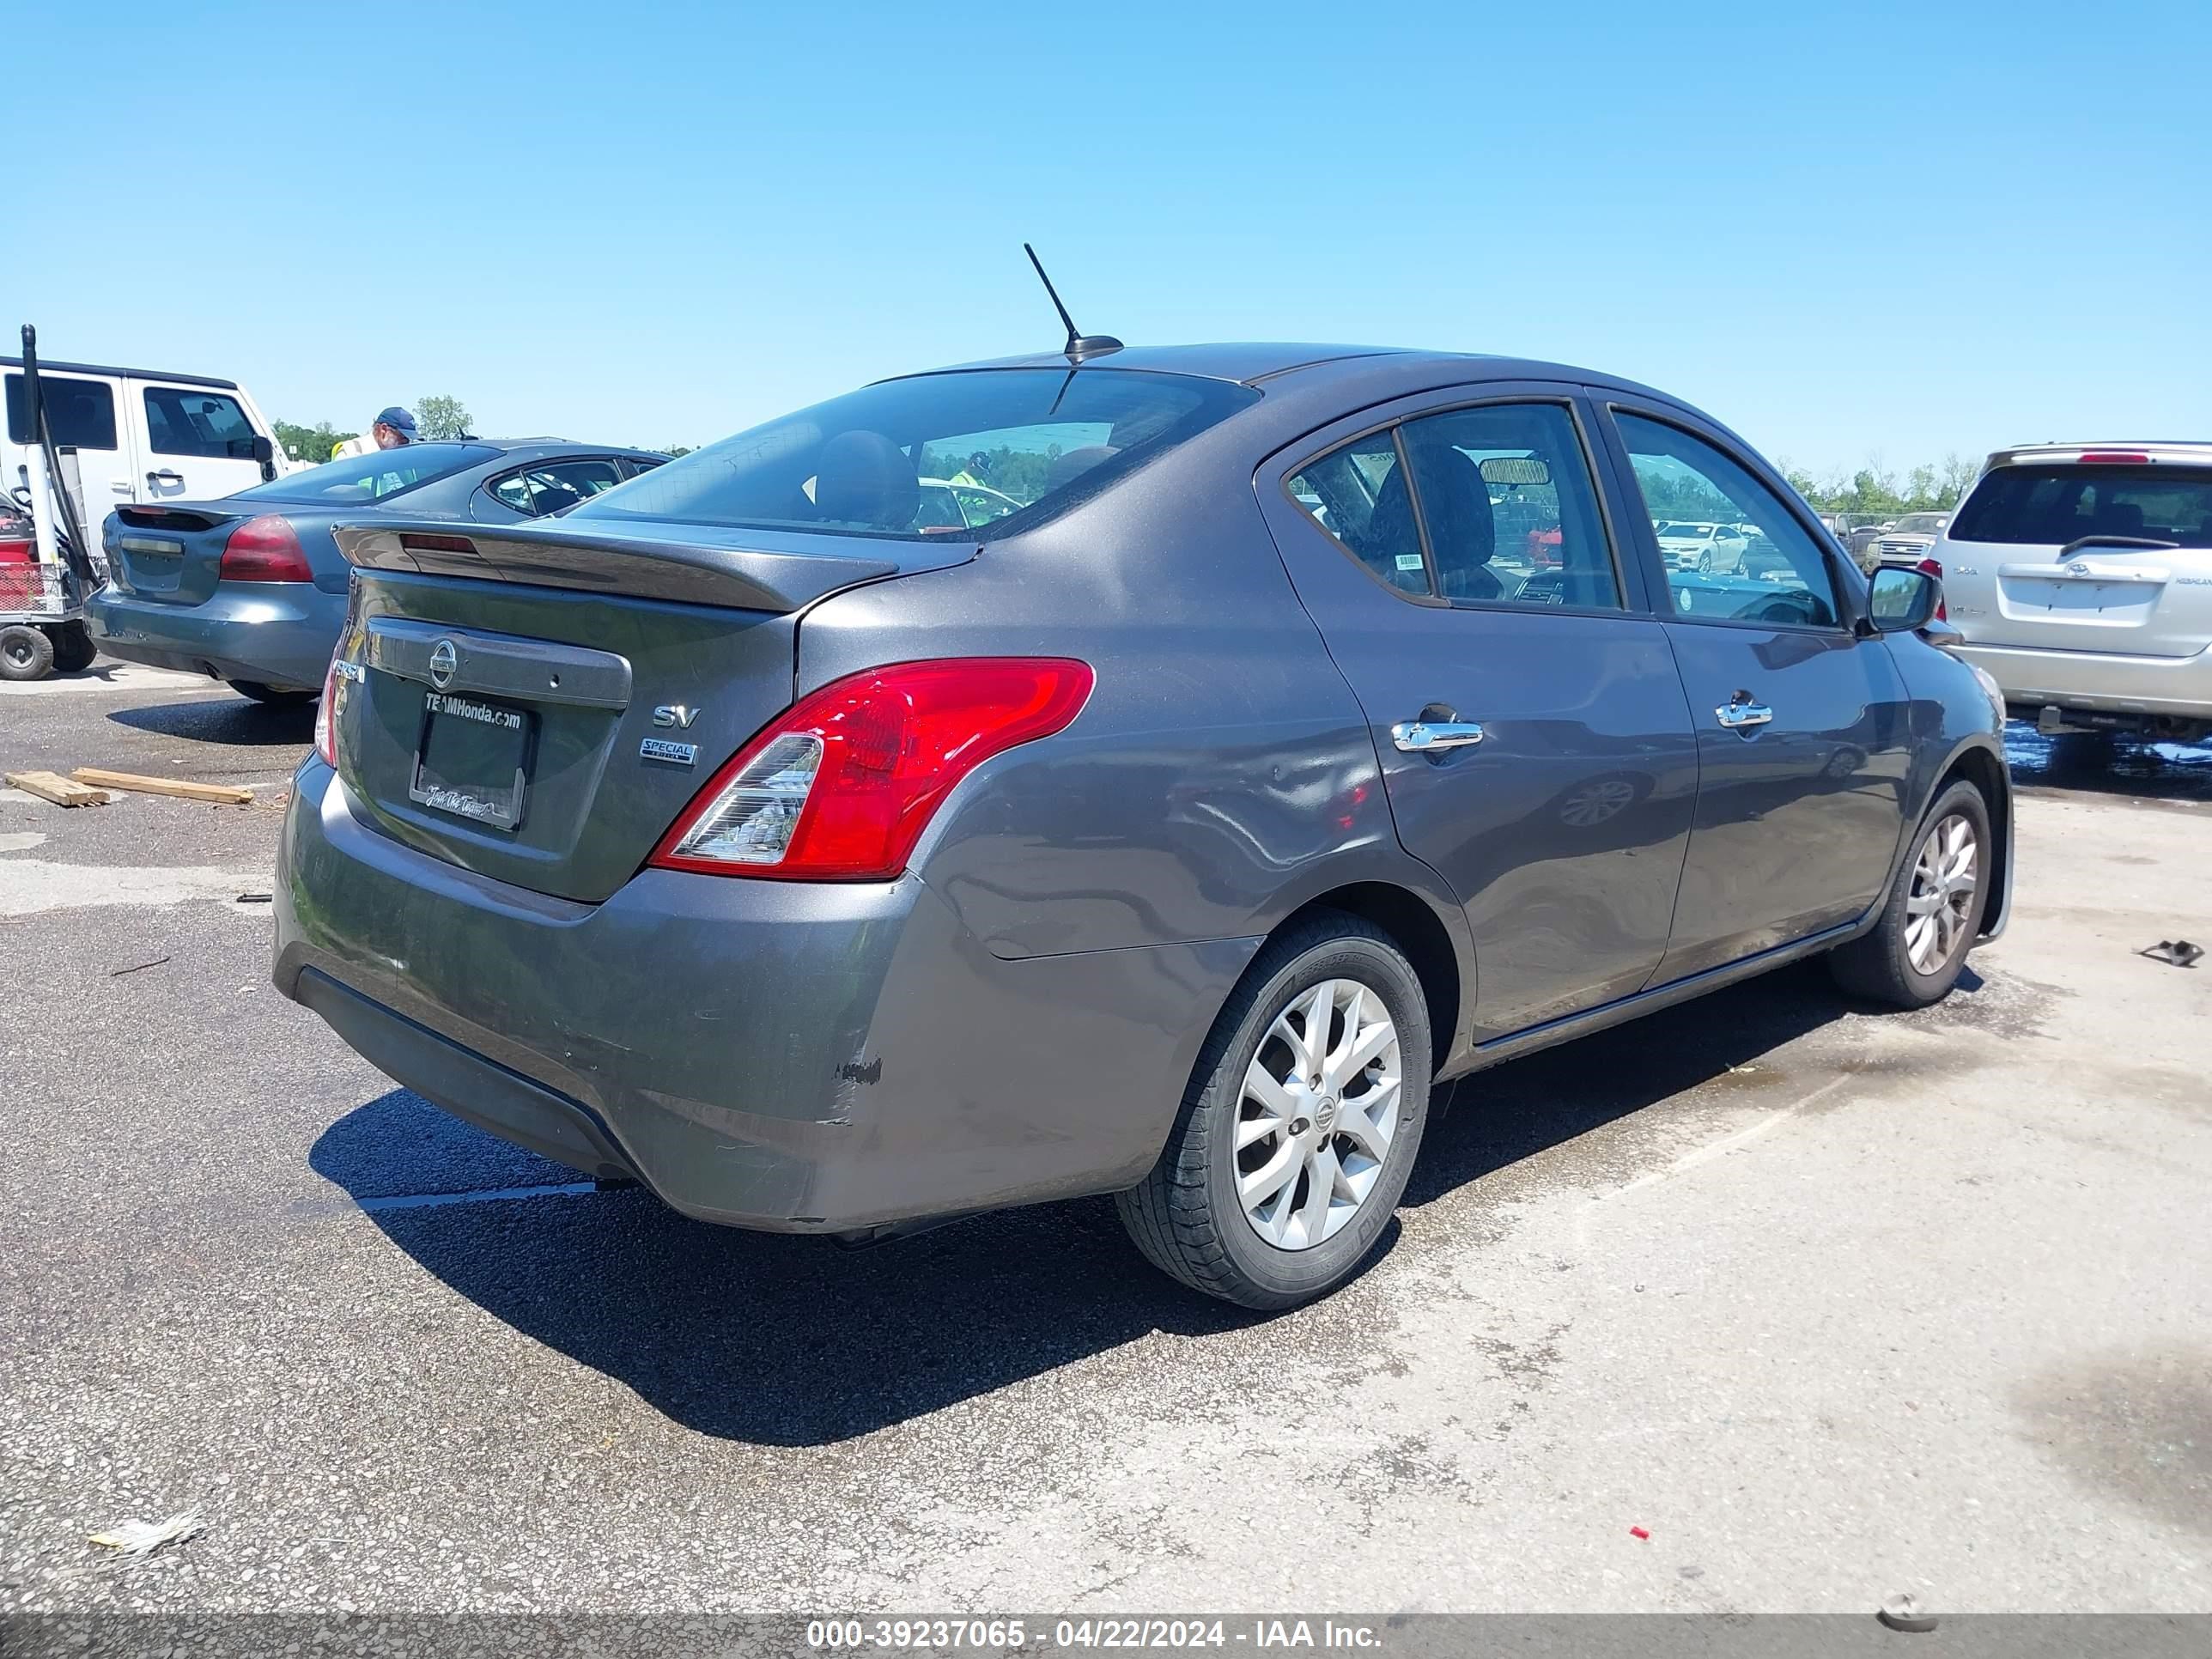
[275,343,2013,1309]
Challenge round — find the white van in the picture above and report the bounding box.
[3,355,291,527]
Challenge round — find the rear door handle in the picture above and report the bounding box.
[1716,696,1773,730]
[146,470,185,487]
[1391,719,1486,752]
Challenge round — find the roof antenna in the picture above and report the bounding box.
[1024,243,1122,363]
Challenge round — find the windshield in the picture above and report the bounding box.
[234,442,499,506]
[1950,465,2212,547]
[1660,524,1711,539]
[1893,514,1947,534]
[573,368,1259,540]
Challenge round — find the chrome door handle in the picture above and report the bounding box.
[1391,719,1486,752]
[1716,698,1773,730]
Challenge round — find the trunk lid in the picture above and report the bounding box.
[106,501,243,605]
[1941,458,2212,660]
[326,517,975,902]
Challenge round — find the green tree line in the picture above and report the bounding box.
[1782,453,1981,516]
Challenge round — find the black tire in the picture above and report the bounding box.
[51,622,96,675]
[1828,780,1993,1009]
[227,679,315,705]
[0,623,55,682]
[1116,912,1433,1310]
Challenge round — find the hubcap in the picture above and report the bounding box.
[1905,812,1978,975]
[1236,978,1401,1252]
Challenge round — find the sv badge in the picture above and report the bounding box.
[652,705,700,729]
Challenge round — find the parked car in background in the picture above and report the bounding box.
[90,439,666,702]
[1653,520,1747,569]
[276,342,2011,1310]
[1933,442,2212,744]
[1871,512,1951,570]
[3,355,292,520]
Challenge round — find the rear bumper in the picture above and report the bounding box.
[87,582,342,690]
[1952,639,2212,724]
[273,760,1258,1232]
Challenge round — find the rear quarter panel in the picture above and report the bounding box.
[793,424,1471,971]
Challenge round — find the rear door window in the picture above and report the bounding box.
[5,374,118,451]
[1950,465,2212,547]
[1286,430,1429,595]
[1398,403,1620,609]
[142,387,258,459]
[1285,404,1621,610]
[488,458,628,516]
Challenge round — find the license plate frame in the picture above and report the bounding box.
[408,690,535,832]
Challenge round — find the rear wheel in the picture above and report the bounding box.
[0,624,55,682]
[228,679,314,706]
[1828,781,1991,1008]
[1117,914,1432,1310]
[51,622,96,674]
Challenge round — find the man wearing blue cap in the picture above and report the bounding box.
[370,405,418,450]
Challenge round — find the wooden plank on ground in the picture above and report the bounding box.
[5,769,112,807]
[70,768,253,806]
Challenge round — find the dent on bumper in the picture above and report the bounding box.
[275,762,1260,1231]
[88,585,342,689]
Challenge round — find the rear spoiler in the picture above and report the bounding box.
[333,519,942,614]
[117,504,240,532]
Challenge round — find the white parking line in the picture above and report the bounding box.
[0,663,219,697]
[1606,1073,1852,1200]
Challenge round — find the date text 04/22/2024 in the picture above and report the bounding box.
[805,1619,1384,1650]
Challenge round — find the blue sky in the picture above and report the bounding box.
[15,2,2209,476]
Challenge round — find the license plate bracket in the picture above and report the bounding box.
[409,690,534,831]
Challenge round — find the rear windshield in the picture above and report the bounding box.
[1951,465,2212,547]
[234,442,499,506]
[573,368,1260,540]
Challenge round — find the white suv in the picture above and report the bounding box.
[1933,443,2212,744]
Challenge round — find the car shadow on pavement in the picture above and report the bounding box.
[307,960,1878,1447]
[1404,957,1860,1206]
[107,696,318,750]
[310,1088,1266,1447]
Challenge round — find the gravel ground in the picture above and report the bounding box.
[3,665,2207,1617]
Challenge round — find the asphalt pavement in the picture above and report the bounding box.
[3,665,2207,1616]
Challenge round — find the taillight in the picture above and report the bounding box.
[313,655,340,767]
[220,515,313,582]
[2076,451,2150,465]
[1915,556,1948,622]
[649,658,1095,880]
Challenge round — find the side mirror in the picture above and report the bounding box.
[251,432,277,481]
[1866,565,1940,633]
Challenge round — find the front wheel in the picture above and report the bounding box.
[1117,914,1432,1310]
[1828,780,1992,1008]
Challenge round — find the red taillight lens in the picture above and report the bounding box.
[1915,556,1948,622]
[220,515,313,582]
[649,658,1095,880]
[2076,451,2150,465]
[313,655,340,767]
